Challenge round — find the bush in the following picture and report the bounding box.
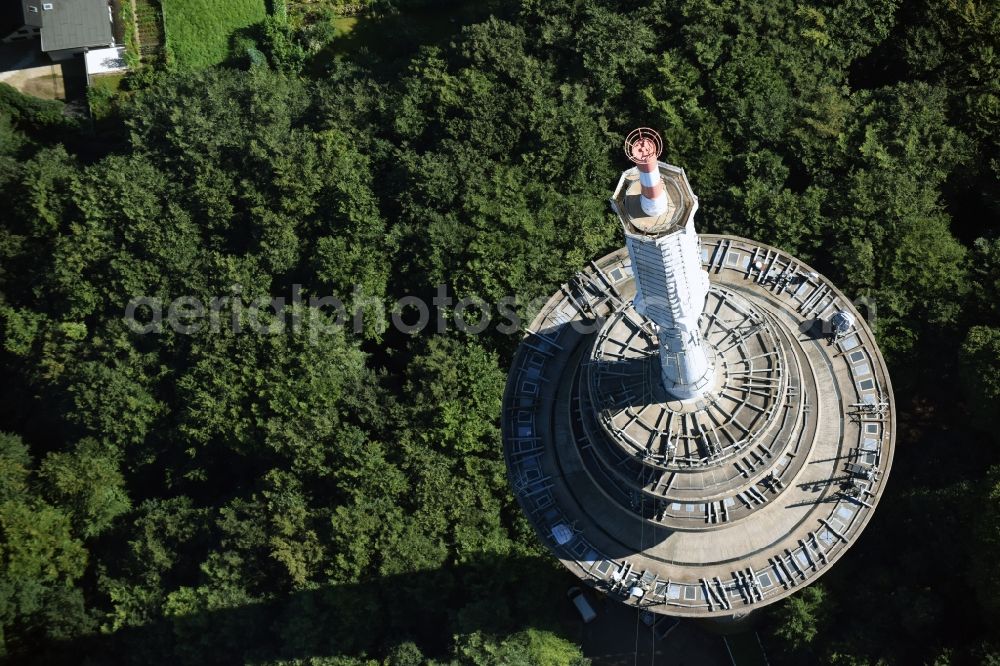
[0,83,74,130]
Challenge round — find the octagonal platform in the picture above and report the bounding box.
[611,162,696,236]
[502,235,895,618]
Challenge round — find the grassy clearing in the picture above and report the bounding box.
[90,73,127,93]
[88,73,127,119]
[161,0,267,70]
[332,16,358,37]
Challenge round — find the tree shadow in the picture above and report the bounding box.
[306,0,511,79]
[0,42,46,75]
[17,554,573,666]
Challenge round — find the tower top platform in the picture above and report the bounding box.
[611,162,697,237]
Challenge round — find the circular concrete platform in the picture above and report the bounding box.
[502,235,895,617]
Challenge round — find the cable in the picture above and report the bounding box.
[633,505,641,666]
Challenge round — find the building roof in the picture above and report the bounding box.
[23,0,113,53]
[84,45,126,75]
[20,1,42,29]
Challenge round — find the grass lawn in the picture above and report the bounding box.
[88,73,128,119]
[332,16,358,37]
[162,0,267,70]
[90,73,127,94]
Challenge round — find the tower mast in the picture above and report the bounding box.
[612,128,713,400]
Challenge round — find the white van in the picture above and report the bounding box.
[566,587,597,623]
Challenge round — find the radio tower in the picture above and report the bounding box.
[619,129,713,400]
[502,127,896,624]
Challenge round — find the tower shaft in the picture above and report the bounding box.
[626,208,713,399]
[614,129,713,399]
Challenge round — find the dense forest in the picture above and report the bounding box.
[0,0,998,664]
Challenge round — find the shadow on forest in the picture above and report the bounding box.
[22,554,572,666]
[307,0,509,77]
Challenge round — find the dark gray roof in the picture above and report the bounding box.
[21,1,43,29]
[23,0,113,53]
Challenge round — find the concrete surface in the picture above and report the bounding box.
[503,234,895,619]
[0,43,85,101]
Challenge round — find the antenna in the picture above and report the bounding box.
[619,127,711,400]
[624,128,668,216]
[624,127,663,164]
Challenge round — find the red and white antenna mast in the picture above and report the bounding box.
[625,128,668,217]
